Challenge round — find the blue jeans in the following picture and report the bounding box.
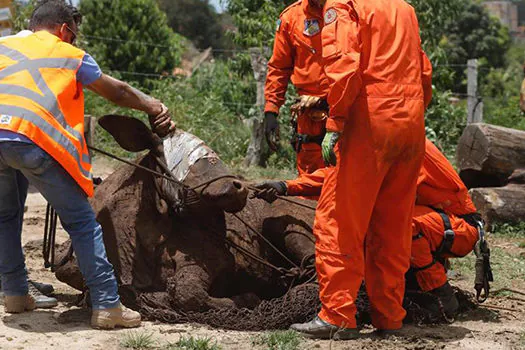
[0,141,120,309]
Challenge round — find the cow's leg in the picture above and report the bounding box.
[167,253,259,311]
[282,222,315,263]
[261,212,315,264]
[55,248,86,292]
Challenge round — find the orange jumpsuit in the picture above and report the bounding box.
[265,0,329,175]
[315,0,431,329]
[412,140,479,292]
[286,140,479,294]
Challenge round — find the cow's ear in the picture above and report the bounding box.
[98,115,155,152]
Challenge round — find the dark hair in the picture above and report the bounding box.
[29,0,82,31]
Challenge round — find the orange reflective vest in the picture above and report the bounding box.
[0,31,93,196]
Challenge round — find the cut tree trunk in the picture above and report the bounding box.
[456,123,525,188]
[469,184,525,226]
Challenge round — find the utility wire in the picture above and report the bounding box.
[82,34,250,53]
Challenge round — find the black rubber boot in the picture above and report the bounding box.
[429,282,459,318]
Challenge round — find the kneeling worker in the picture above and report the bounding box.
[255,139,482,318]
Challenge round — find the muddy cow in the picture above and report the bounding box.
[55,115,316,313]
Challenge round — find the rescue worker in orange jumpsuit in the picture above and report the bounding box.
[255,139,481,321]
[264,0,330,175]
[260,0,433,339]
[410,140,481,317]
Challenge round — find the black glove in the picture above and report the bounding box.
[253,181,287,203]
[264,112,280,152]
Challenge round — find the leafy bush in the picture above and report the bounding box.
[86,69,251,165]
[159,0,232,51]
[490,222,525,239]
[425,90,467,159]
[481,44,525,131]
[79,0,184,86]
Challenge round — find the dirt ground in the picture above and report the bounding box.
[1,158,524,350]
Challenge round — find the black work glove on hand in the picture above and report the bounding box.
[264,112,280,152]
[253,181,287,203]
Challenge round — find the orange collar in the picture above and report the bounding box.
[302,0,323,19]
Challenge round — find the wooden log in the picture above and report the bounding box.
[457,123,525,188]
[469,184,525,226]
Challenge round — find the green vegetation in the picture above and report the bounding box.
[491,221,525,239]
[159,0,232,51]
[79,0,184,86]
[120,331,157,349]
[451,235,525,292]
[10,0,524,173]
[12,0,35,32]
[425,91,466,159]
[252,330,302,350]
[166,336,221,350]
[85,62,253,164]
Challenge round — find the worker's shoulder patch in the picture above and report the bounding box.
[324,8,337,24]
[303,19,320,36]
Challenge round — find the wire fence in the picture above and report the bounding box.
[84,33,509,112]
[82,34,251,54]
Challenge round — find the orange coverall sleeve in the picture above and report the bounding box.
[264,18,295,114]
[421,50,433,108]
[321,1,363,132]
[286,167,330,196]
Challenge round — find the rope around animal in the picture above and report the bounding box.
[43,146,317,283]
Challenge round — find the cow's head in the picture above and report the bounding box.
[99,115,248,215]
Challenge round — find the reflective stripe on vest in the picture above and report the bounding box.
[0,38,93,193]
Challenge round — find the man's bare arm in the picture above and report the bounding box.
[86,74,162,116]
[86,74,175,137]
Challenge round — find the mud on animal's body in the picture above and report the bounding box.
[55,123,316,315]
[53,117,472,330]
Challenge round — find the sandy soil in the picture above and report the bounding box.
[1,158,524,350]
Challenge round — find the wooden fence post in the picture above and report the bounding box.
[244,47,269,167]
[467,59,483,124]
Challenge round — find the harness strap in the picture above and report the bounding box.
[412,232,424,240]
[432,207,458,258]
[411,257,438,272]
[290,133,325,152]
[411,230,438,272]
